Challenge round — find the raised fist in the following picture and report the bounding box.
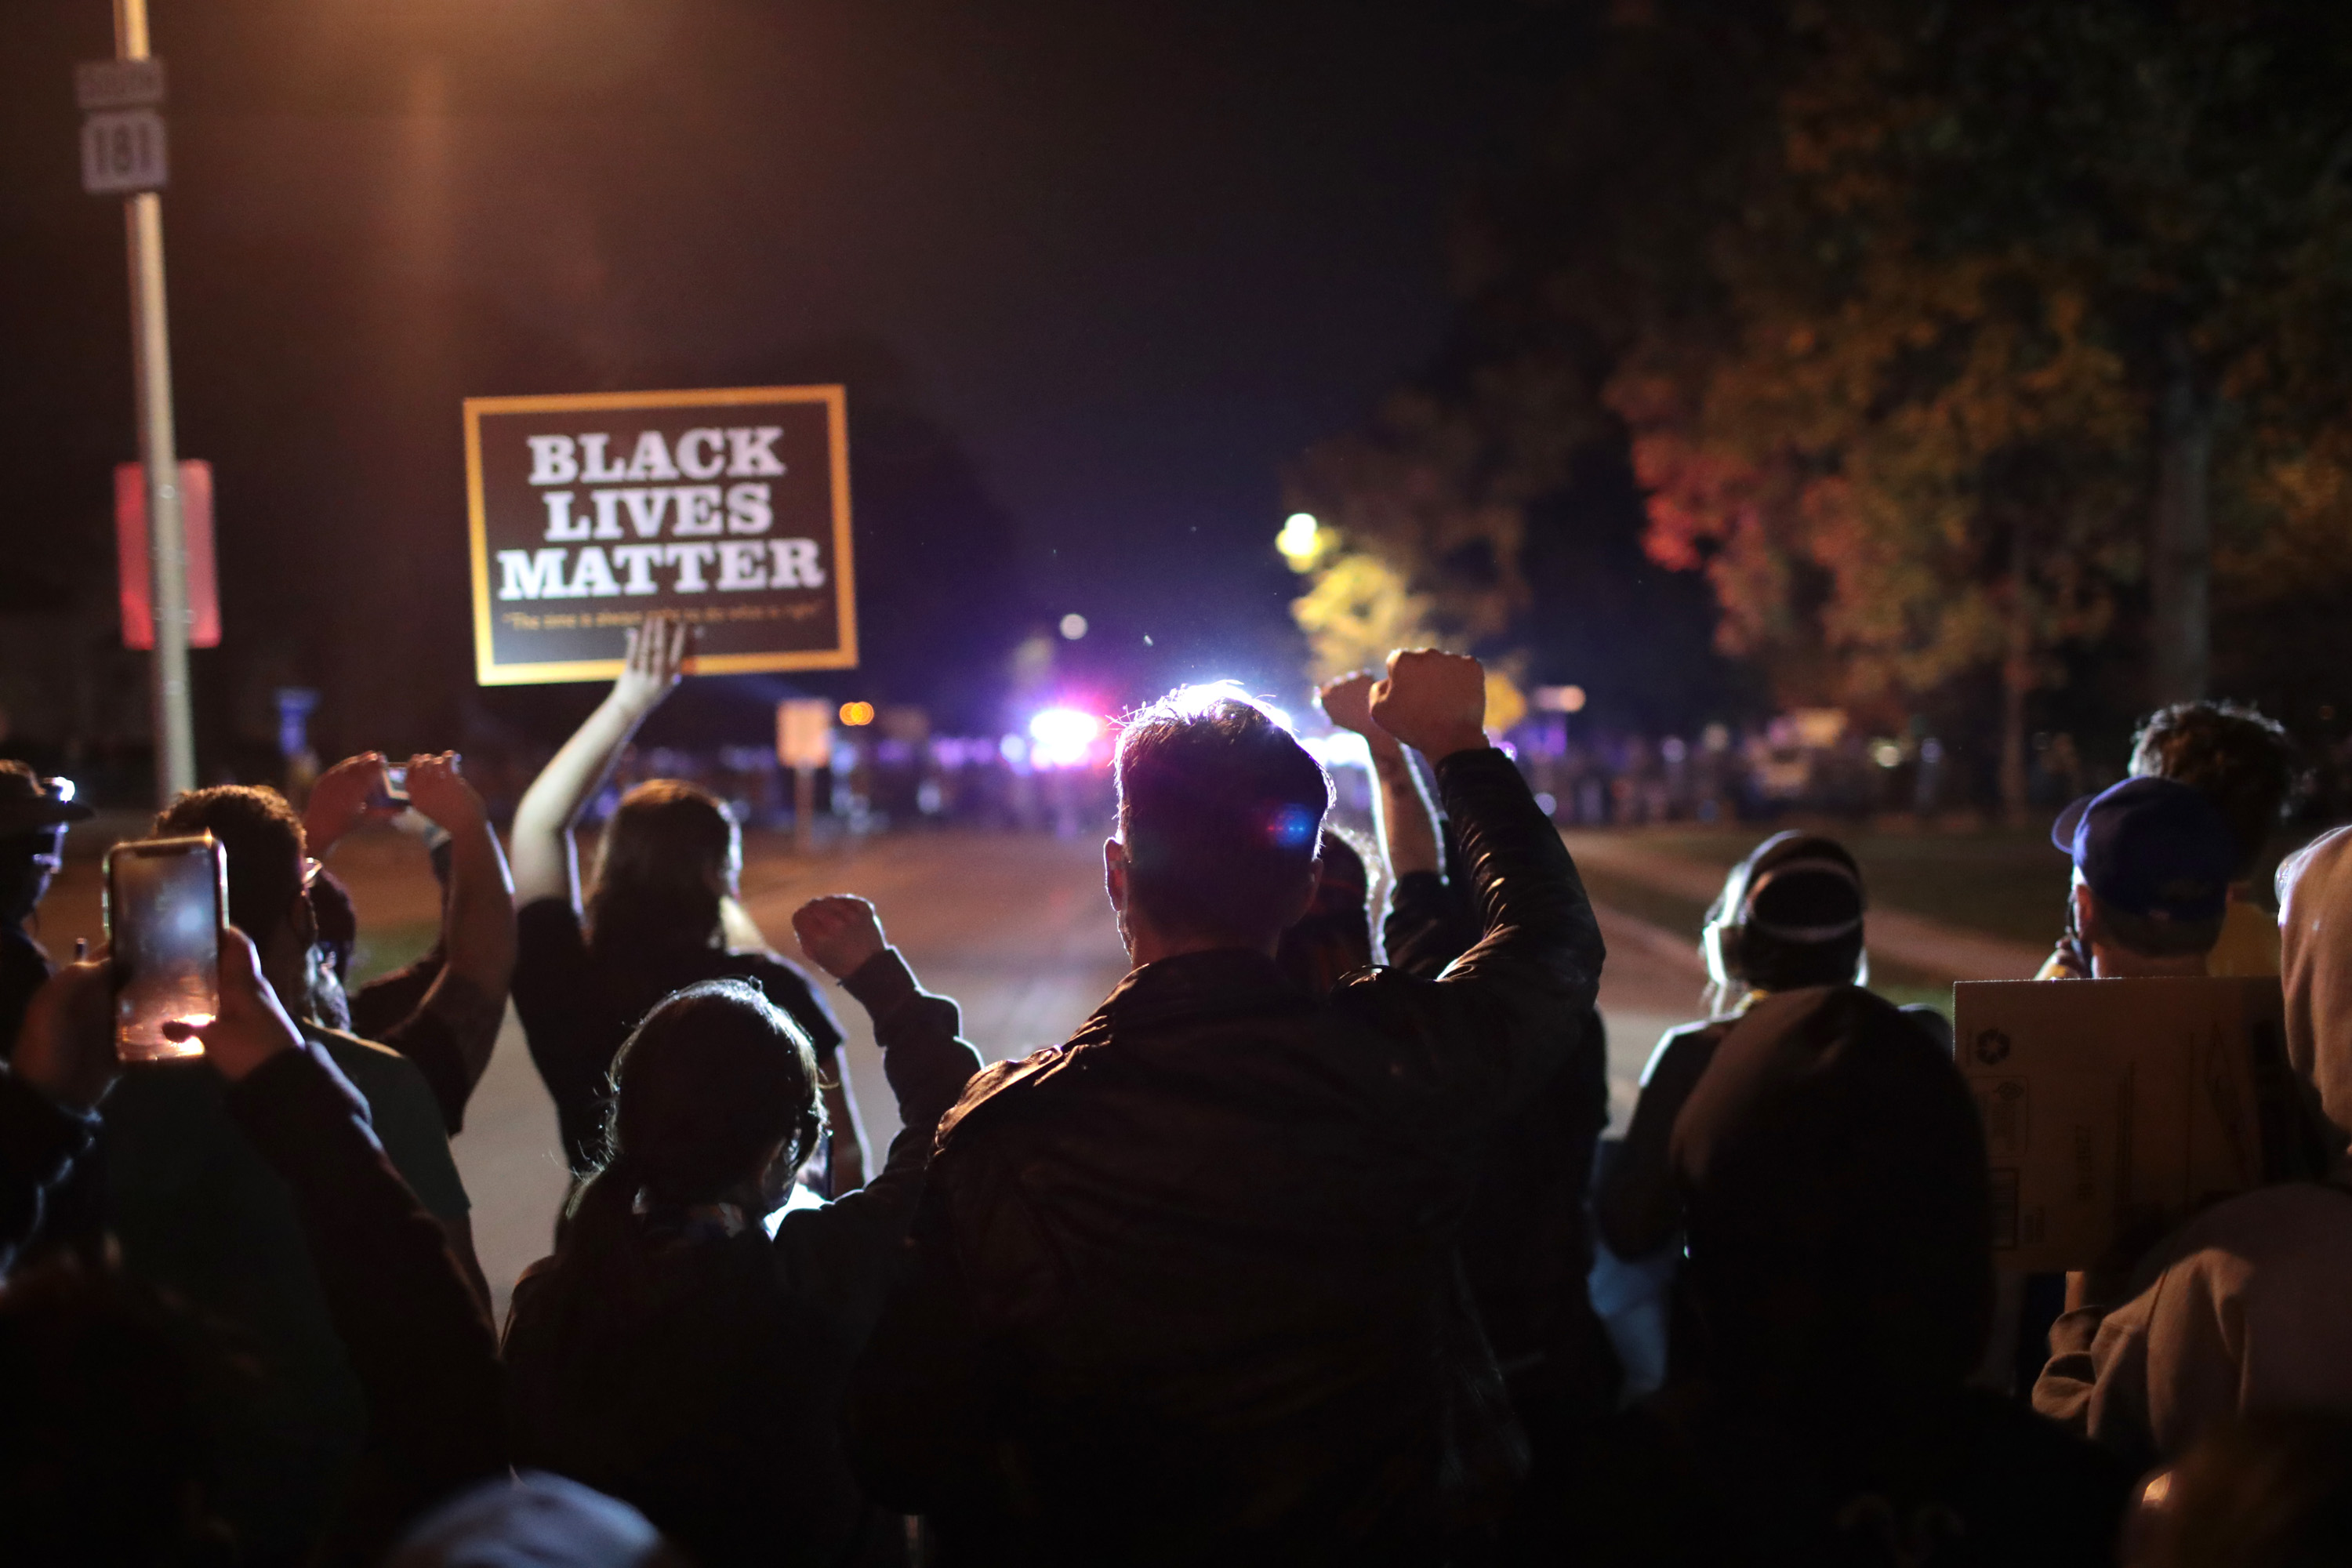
[1316,673,1384,742]
[1367,649,1490,760]
[792,895,889,982]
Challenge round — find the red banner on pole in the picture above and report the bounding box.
[114,459,220,649]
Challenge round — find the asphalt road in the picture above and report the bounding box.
[42,825,1710,1323]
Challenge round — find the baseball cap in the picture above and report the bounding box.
[0,764,94,838]
[2051,775,2237,923]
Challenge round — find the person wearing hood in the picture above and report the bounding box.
[0,761,93,1059]
[1556,985,2131,1564]
[1597,830,1922,1265]
[2033,824,2352,1469]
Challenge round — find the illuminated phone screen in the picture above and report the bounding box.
[107,837,223,1062]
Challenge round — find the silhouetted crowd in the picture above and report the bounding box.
[3,621,2348,1567]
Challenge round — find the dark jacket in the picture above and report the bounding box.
[0,1065,94,1276]
[1386,864,1617,1433]
[503,949,981,1568]
[1552,988,2131,1566]
[227,1044,507,1565]
[844,748,1603,1565]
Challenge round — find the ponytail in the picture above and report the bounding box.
[543,1148,655,1338]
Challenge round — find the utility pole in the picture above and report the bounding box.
[103,0,196,803]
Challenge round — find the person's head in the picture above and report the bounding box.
[2278,825,2352,1173]
[1109,685,1330,960]
[0,1260,230,1566]
[388,1472,684,1568]
[1701,832,1867,1006]
[1671,985,1992,1403]
[574,979,824,1219]
[2125,1410,2352,1568]
[1274,828,1374,997]
[2131,701,2297,881]
[586,782,741,960]
[2053,776,2238,977]
[154,785,314,1008]
[0,763,92,927]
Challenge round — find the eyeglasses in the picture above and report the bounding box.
[300,857,326,891]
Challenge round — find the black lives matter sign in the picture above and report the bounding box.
[463,386,858,685]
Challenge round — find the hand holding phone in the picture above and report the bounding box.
[162,927,301,1083]
[105,835,226,1062]
[303,753,408,857]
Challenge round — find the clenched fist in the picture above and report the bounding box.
[1316,672,1399,752]
[1367,649,1490,761]
[792,895,889,982]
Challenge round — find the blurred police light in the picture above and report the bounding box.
[1533,684,1587,714]
[1028,707,1102,768]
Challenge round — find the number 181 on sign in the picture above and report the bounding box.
[82,108,168,194]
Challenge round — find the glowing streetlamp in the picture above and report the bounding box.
[1276,512,1323,569]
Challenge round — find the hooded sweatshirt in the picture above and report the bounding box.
[2034,826,2352,1467]
[1548,988,2129,1566]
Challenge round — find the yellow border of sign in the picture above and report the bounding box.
[463,384,860,687]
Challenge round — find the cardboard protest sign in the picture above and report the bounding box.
[464,387,857,686]
[1955,976,2299,1272]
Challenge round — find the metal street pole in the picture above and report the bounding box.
[115,0,194,804]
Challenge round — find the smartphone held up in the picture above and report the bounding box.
[371,764,410,810]
[104,834,226,1062]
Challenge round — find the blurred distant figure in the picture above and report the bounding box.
[302,750,516,1134]
[2122,1410,2352,1568]
[2035,825,2352,1469]
[507,615,859,1189]
[0,762,90,1058]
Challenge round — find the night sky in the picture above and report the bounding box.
[4,0,1543,757]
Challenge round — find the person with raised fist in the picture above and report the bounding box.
[503,894,979,1568]
[848,648,1605,1564]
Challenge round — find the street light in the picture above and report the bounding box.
[1276,512,1322,568]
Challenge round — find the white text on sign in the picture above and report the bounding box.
[495,424,820,600]
[495,541,826,601]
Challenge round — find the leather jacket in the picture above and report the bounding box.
[846,747,1604,1565]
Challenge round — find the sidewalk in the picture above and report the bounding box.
[1563,831,2049,983]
